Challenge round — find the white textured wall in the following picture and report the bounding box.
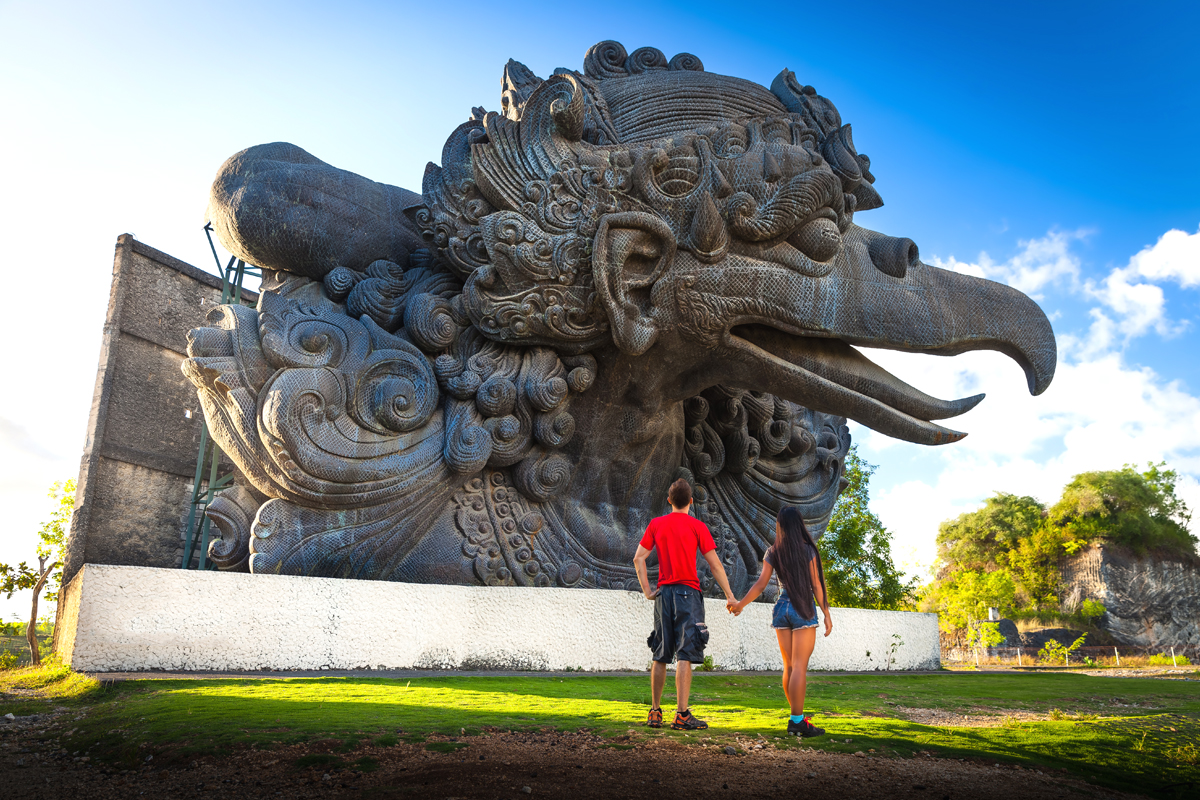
[60,565,940,672]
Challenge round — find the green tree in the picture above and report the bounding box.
[1048,463,1196,558]
[927,568,1017,632]
[935,493,1045,575]
[819,446,919,610]
[0,478,75,666]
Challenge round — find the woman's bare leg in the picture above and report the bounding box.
[775,629,794,710]
[786,627,817,715]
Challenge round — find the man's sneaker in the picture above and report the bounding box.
[786,716,825,737]
[647,707,663,728]
[671,709,709,730]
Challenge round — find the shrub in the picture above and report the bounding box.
[1038,634,1087,665]
[1148,653,1191,666]
[0,649,19,670]
[1079,599,1106,621]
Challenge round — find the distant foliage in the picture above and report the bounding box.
[1148,653,1191,666]
[0,479,75,601]
[969,621,1006,650]
[819,446,918,610]
[0,479,75,667]
[924,462,1195,633]
[1038,634,1087,665]
[1049,464,1195,558]
[928,569,1016,633]
[1079,598,1107,621]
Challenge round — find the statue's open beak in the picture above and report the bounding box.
[721,224,1057,445]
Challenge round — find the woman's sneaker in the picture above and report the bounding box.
[647,707,663,728]
[671,709,709,730]
[787,716,825,737]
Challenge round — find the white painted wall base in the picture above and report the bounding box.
[58,565,940,672]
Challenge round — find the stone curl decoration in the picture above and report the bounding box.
[190,41,1057,594]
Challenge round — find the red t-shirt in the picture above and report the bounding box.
[639,512,717,591]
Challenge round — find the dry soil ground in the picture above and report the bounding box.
[3,722,1139,800]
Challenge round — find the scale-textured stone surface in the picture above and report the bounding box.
[186,40,1056,594]
[1062,544,1200,648]
[57,565,939,671]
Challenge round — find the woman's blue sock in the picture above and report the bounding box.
[790,714,805,723]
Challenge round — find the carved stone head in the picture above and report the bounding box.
[419,41,1055,447]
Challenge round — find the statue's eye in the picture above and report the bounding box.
[656,144,701,196]
[761,120,791,145]
[711,125,748,157]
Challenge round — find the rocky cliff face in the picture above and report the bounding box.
[1061,544,1200,648]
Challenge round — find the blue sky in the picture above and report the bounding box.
[1,0,1198,616]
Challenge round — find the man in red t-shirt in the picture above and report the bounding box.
[633,478,736,730]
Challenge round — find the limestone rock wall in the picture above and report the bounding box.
[1061,544,1200,648]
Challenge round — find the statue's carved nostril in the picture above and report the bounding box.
[867,235,919,279]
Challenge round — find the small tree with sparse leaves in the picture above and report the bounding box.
[0,479,75,666]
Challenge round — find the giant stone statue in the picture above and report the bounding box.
[186,42,1056,596]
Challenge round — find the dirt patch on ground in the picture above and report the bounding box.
[890,707,1051,727]
[2,724,1145,800]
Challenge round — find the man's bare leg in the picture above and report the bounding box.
[675,660,693,712]
[651,661,668,709]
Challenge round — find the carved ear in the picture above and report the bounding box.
[592,212,677,355]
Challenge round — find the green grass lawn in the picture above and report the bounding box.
[4,666,1198,797]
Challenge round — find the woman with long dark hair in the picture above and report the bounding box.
[728,506,833,737]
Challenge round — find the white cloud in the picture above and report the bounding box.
[930,228,1088,297]
[860,225,1200,576]
[1127,226,1200,287]
[1074,225,1200,354]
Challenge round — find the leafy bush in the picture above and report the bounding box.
[0,649,19,670]
[1148,653,1191,666]
[1079,599,1107,621]
[969,622,1005,649]
[1038,634,1087,665]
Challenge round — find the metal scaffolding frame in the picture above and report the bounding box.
[180,224,261,569]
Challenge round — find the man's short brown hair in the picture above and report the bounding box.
[668,478,692,509]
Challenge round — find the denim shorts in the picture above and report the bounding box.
[772,590,819,630]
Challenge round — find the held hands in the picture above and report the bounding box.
[725,597,744,616]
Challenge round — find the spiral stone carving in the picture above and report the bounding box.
[583,40,629,80]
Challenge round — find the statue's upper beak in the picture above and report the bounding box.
[713,224,1057,445]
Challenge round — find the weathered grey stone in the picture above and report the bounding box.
[188,41,1057,594]
[1061,544,1200,648]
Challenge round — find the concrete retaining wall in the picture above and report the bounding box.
[59,565,940,672]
